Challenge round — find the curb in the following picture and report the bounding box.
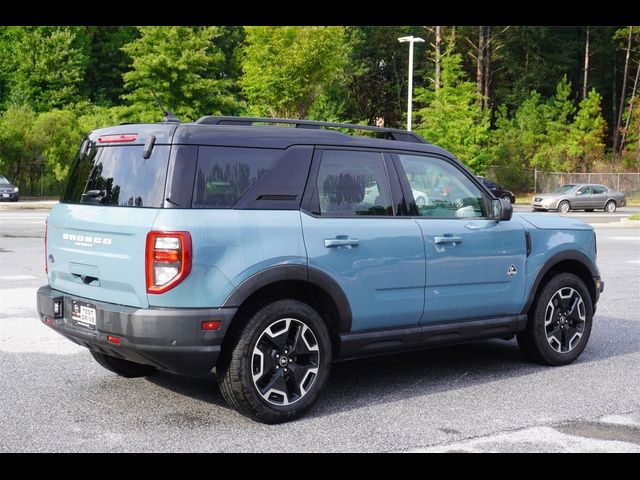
[0,202,57,210]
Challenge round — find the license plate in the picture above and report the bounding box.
[2,194,8,198]
[71,300,97,327]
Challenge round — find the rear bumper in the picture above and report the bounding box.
[37,285,236,376]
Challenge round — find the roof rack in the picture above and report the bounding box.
[194,116,427,144]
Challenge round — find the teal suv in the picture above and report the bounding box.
[37,117,603,423]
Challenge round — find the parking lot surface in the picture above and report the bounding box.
[1,209,639,452]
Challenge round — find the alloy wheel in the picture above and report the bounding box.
[251,318,320,406]
[544,287,586,353]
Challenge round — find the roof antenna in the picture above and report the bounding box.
[150,90,181,123]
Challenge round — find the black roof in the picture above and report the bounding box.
[87,118,454,158]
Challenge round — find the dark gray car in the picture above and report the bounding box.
[0,175,19,202]
[531,183,626,213]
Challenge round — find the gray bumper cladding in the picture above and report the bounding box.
[37,285,237,376]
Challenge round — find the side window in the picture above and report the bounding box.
[577,186,592,195]
[592,186,607,195]
[398,154,487,218]
[193,147,280,208]
[316,150,393,216]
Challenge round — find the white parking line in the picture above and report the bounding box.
[0,275,38,280]
[610,236,640,241]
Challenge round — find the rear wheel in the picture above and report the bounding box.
[517,273,593,366]
[605,200,617,213]
[90,350,158,378]
[557,200,570,214]
[218,299,332,424]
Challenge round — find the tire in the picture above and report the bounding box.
[585,209,594,212]
[557,200,570,214]
[90,350,158,378]
[605,200,617,213]
[218,299,332,424]
[517,273,593,366]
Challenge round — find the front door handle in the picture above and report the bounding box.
[324,237,360,248]
[434,236,462,245]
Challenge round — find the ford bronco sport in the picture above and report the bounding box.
[37,117,603,423]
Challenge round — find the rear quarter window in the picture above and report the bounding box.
[192,147,281,208]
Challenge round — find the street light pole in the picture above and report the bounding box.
[398,35,425,131]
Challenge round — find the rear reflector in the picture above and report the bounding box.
[107,335,121,345]
[201,321,221,331]
[98,134,138,143]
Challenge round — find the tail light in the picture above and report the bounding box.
[44,219,48,274]
[146,231,192,294]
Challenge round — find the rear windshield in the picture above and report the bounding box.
[62,145,170,207]
[192,146,280,208]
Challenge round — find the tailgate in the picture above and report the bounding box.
[47,204,160,308]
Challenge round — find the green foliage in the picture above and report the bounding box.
[491,78,607,179]
[241,26,350,118]
[414,53,491,173]
[121,26,237,121]
[83,27,139,106]
[0,26,89,111]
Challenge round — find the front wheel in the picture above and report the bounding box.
[517,273,593,366]
[605,200,617,213]
[218,299,332,423]
[557,200,570,214]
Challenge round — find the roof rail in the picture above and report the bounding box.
[194,116,427,144]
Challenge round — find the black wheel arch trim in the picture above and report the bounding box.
[221,264,353,332]
[521,250,599,315]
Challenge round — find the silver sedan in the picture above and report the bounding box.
[531,183,626,213]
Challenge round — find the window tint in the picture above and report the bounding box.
[193,147,280,208]
[577,186,592,195]
[62,145,170,207]
[316,150,392,216]
[592,185,607,194]
[398,154,487,218]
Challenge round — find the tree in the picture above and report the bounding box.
[240,26,349,119]
[83,27,139,106]
[414,52,490,173]
[569,89,607,171]
[121,26,237,121]
[0,27,89,111]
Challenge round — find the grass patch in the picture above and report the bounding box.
[628,213,640,221]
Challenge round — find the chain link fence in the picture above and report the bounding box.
[486,166,640,197]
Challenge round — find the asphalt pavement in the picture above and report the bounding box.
[0,209,639,452]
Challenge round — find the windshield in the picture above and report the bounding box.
[554,184,577,194]
[0,175,10,185]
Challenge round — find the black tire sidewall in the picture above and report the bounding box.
[221,299,332,423]
[520,273,593,366]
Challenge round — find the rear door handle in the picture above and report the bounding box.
[324,237,360,248]
[434,236,462,245]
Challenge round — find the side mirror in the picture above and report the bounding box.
[491,197,513,221]
[576,190,583,196]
